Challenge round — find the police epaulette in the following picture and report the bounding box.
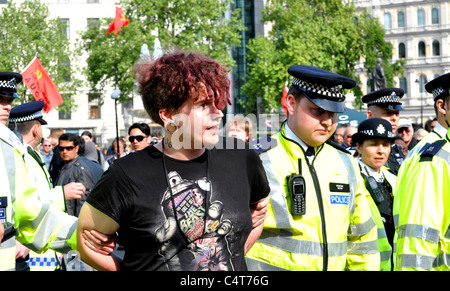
[249,136,278,155]
[419,139,447,162]
[326,139,351,154]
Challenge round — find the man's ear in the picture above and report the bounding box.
[159,108,173,125]
[286,94,298,117]
[436,99,447,115]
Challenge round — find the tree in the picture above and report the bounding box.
[79,0,244,103]
[241,0,404,114]
[0,0,81,112]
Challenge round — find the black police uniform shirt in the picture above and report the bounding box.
[86,138,270,271]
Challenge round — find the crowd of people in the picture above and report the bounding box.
[0,49,449,272]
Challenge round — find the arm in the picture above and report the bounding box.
[77,202,121,271]
[244,196,269,254]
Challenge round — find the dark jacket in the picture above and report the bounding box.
[55,155,100,217]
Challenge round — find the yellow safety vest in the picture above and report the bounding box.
[360,165,396,271]
[393,129,450,270]
[246,124,380,271]
[25,146,65,271]
[0,124,77,271]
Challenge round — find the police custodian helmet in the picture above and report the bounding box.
[287,65,356,113]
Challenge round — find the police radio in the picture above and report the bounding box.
[287,174,306,216]
[1,222,16,243]
[365,175,385,205]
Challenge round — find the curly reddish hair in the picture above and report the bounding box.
[134,50,231,126]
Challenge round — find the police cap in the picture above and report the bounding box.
[426,72,450,101]
[9,100,47,125]
[0,72,22,100]
[362,88,404,111]
[352,118,396,145]
[288,65,356,113]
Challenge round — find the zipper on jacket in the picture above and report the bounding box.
[308,163,328,271]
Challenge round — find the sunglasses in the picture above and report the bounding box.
[129,135,147,142]
[397,127,411,134]
[59,146,75,151]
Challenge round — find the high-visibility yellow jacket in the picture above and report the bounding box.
[246,124,380,271]
[407,122,447,158]
[24,146,66,271]
[359,163,396,271]
[393,129,450,270]
[0,124,77,271]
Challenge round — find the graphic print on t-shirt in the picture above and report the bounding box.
[155,171,235,270]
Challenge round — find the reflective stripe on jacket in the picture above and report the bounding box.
[246,125,380,271]
[0,124,77,271]
[394,131,450,270]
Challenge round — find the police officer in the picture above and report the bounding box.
[407,73,450,157]
[393,128,450,270]
[352,118,397,270]
[0,72,114,271]
[8,101,87,270]
[362,88,405,174]
[0,72,79,270]
[246,65,380,271]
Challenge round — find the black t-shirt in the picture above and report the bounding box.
[87,138,269,271]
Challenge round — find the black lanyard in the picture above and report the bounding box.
[161,139,210,245]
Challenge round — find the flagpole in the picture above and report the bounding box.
[20,55,38,74]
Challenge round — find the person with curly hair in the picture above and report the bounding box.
[76,50,270,271]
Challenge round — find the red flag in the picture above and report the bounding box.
[106,7,129,37]
[21,57,63,113]
[281,81,288,117]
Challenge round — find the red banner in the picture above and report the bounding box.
[21,57,63,113]
[106,6,129,37]
[281,81,288,117]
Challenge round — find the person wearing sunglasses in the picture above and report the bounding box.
[56,133,99,218]
[76,50,270,271]
[128,122,151,152]
[396,119,417,151]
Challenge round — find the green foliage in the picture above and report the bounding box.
[241,0,405,113]
[79,0,245,103]
[0,0,81,112]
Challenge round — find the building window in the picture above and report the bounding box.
[418,74,427,93]
[418,41,426,57]
[87,18,99,31]
[60,56,71,82]
[384,12,392,29]
[432,40,440,56]
[398,42,406,58]
[0,0,7,4]
[60,18,70,40]
[417,9,425,26]
[59,95,72,120]
[398,11,405,28]
[400,77,407,94]
[432,8,439,24]
[88,93,102,119]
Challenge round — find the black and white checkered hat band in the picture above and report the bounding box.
[292,77,344,101]
[367,92,401,105]
[9,111,43,123]
[0,78,18,91]
[432,87,446,99]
